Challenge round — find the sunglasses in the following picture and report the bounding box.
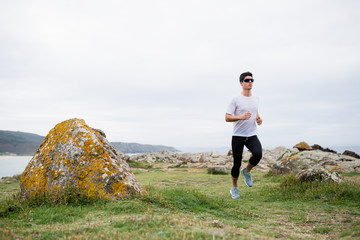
[241,78,254,83]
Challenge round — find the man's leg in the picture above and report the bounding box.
[231,176,238,188]
[241,136,262,187]
[230,136,246,198]
[245,163,255,174]
[231,136,245,187]
[245,135,262,172]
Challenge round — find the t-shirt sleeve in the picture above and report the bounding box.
[226,98,236,115]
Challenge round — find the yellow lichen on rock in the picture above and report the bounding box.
[112,180,127,196]
[293,141,311,151]
[20,118,142,200]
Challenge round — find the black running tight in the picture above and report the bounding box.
[231,135,262,179]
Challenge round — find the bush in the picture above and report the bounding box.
[207,167,228,175]
[265,174,360,203]
[127,160,153,169]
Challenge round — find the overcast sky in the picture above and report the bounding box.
[1,0,359,151]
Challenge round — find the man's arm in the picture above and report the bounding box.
[225,112,251,122]
[256,112,263,125]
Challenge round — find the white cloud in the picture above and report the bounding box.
[1,0,360,151]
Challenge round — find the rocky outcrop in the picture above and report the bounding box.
[129,151,234,169]
[270,149,360,175]
[20,118,141,200]
[126,146,360,174]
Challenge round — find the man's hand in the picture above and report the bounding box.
[225,111,253,122]
[256,115,263,125]
[241,111,252,120]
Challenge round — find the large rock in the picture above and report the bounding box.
[342,150,360,159]
[20,118,142,200]
[271,155,306,174]
[296,168,343,183]
[259,147,298,171]
[311,144,337,154]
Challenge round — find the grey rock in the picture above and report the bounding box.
[125,145,360,174]
[296,168,343,183]
[20,118,142,200]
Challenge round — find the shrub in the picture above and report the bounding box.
[207,167,228,175]
[265,173,360,203]
[127,160,153,169]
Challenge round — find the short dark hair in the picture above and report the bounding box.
[239,72,253,82]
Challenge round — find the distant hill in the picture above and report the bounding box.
[0,130,44,155]
[0,130,179,155]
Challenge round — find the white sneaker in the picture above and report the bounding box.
[241,168,253,187]
[230,187,240,199]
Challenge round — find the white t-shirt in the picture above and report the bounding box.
[226,94,259,137]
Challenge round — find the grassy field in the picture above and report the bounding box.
[0,164,359,239]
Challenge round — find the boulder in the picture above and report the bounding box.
[311,144,337,154]
[293,141,311,151]
[296,168,343,183]
[342,150,360,159]
[259,147,298,171]
[270,155,307,174]
[20,118,142,200]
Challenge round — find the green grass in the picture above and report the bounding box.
[0,175,21,202]
[342,172,360,177]
[1,168,359,239]
[313,226,332,234]
[127,160,154,169]
[263,173,360,205]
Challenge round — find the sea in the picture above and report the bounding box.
[0,154,141,178]
[0,156,32,178]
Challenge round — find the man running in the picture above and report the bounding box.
[225,71,263,199]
